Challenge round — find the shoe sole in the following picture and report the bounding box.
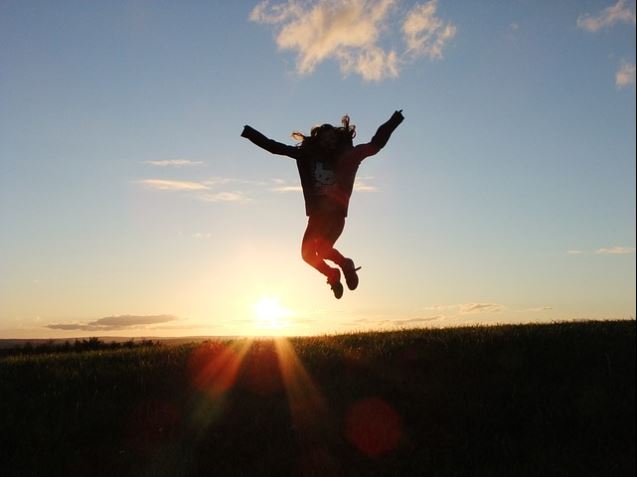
[328,269,343,299]
[344,263,360,290]
[331,282,344,299]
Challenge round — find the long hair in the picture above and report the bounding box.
[292,115,356,151]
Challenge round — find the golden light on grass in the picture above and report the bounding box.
[273,337,337,473]
[186,339,254,435]
[274,338,327,427]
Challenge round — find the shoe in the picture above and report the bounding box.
[327,269,344,299]
[342,259,360,290]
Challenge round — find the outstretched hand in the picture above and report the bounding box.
[391,109,404,123]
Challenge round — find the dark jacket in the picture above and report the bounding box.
[241,110,404,217]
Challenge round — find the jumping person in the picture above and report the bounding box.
[241,110,404,299]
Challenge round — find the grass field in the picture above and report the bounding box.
[1,320,634,476]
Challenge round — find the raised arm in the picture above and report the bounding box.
[371,109,404,150]
[350,110,405,161]
[241,125,302,160]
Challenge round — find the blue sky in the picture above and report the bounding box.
[0,0,635,338]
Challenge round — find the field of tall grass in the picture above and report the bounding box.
[1,320,634,476]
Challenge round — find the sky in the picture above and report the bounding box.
[0,0,635,338]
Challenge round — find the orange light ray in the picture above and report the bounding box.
[186,339,253,434]
[274,338,328,434]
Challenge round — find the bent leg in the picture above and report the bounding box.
[316,215,359,290]
[301,214,348,298]
[316,215,347,267]
[301,216,338,278]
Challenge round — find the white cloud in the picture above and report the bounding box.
[144,159,204,167]
[616,61,636,88]
[567,250,584,255]
[595,246,636,254]
[250,0,455,81]
[339,45,399,81]
[403,0,457,60]
[250,0,304,24]
[577,0,636,32]
[138,179,208,191]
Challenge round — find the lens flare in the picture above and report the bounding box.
[346,397,403,457]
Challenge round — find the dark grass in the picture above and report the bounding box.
[1,320,634,476]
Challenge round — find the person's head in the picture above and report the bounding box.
[292,115,356,153]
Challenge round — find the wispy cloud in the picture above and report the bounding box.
[424,303,505,318]
[577,1,636,90]
[569,246,636,255]
[273,185,303,192]
[616,61,636,88]
[393,315,445,326]
[271,178,302,192]
[423,303,504,314]
[353,176,379,192]
[271,176,378,192]
[459,303,504,314]
[47,314,179,331]
[144,159,204,167]
[595,246,636,254]
[138,174,378,203]
[250,0,456,81]
[577,0,636,32]
[423,304,458,312]
[346,316,393,328]
[137,177,253,203]
[423,303,550,317]
[203,177,267,187]
[196,191,251,203]
[137,179,209,191]
[403,1,457,60]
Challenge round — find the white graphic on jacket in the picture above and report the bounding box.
[313,161,336,196]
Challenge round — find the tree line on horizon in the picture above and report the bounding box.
[0,337,160,357]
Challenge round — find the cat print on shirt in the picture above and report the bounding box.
[313,161,336,195]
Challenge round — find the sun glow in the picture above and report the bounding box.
[252,296,294,333]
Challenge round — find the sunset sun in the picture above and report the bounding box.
[252,296,294,333]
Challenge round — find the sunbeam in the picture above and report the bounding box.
[186,339,253,434]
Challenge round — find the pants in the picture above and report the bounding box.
[301,213,347,278]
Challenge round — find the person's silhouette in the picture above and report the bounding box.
[241,110,404,298]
